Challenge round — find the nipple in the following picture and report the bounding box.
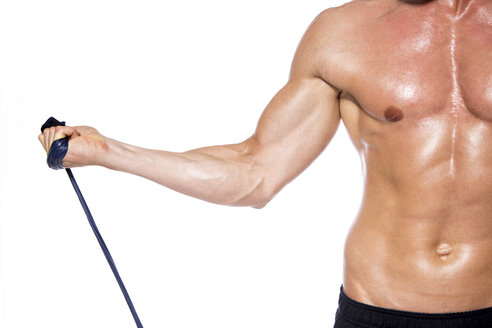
[436,243,453,259]
[384,106,404,122]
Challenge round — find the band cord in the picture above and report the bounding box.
[41,117,144,328]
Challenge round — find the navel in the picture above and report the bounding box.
[384,106,404,122]
[436,243,453,259]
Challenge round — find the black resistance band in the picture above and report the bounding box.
[41,117,144,328]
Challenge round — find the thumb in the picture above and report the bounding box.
[53,126,80,142]
[47,126,79,154]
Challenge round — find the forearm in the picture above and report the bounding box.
[97,137,270,208]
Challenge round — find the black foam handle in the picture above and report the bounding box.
[41,116,66,132]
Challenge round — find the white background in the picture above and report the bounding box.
[0,0,363,327]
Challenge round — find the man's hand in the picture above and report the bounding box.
[38,125,108,168]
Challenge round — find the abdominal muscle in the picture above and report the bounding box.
[341,182,492,313]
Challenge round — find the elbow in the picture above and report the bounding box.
[252,199,274,209]
[226,177,279,209]
[250,198,271,209]
[248,181,281,210]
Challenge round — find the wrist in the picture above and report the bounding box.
[97,137,149,176]
[97,137,125,169]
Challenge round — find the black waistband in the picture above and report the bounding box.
[336,285,492,328]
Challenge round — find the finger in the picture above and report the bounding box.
[43,128,50,153]
[39,133,48,153]
[38,133,45,150]
[47,126,59,153]
[48,127,55,152]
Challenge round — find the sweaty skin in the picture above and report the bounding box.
[39,0,492,313]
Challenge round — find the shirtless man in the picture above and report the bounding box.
[38,0,492,326]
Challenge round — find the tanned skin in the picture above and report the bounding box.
[39,0,492,313]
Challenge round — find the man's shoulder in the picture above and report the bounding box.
[314,0,395,32]
[304,0,398,63]
[296,0,396,91]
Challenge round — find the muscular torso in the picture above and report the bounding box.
[320,0,492,312]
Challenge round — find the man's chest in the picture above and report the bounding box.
[328,3,492,124]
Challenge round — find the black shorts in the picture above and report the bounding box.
[334,285,492,328]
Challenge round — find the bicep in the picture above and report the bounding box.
[246,74,341,197]
[245,8,343,197]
